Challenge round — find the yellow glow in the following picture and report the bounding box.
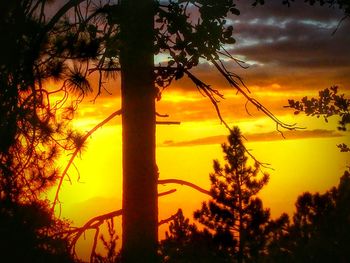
[47,86,349,261]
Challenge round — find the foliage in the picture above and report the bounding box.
[277,0,350,15]
[304,0,350,15]
[161,130,350,262]
[0,1,98,203]
[263,213,291,263]
[160,209,231,262]
[267,169,350,262]
[287,86,350,151]
[0,1,98,261]
[193,127,271,263]
[288,86,350,131]
[0,199,74,262]
[1,0,348,261]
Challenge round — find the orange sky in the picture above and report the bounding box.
[44,2,350,261]
[47,87,349,260]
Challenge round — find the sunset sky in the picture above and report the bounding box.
[47,1,349,260]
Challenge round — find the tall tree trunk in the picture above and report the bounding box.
[120,0,158,262]
[237,168,244,263]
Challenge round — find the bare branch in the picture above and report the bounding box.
[45,0,86,33]
[159,189,177,196]
[90,227,100,263]
[158,179,211,196]
[51,109,122,213]
[68,209,123,255]
[209,57,301,132]
[184,69,230,130]
[156,121,181,125]
[66,189,178,255]
[156,112,170,118]
[158,210,182,226]
[332,15,349,35]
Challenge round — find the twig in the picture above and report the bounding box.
[158,189,177,196]
[90,227,100,263]
[158,179,211,196]
[158,210,182,226]
[68,209,123,255]
[209,56,300,132]
[332,15,349,36]
[156,112,170,118]
[156,121,181,125]
[184,69,230,130]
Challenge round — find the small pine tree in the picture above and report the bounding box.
[194,127,270,263]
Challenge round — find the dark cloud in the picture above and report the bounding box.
[228,1,350,74]
[166,2,350,96]
[235,1,345,23]
[160,129,343,147]
[232,19,350,68]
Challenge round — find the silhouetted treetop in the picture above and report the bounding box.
[194,127,271,263]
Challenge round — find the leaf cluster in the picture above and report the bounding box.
[287,86,350,152]
[288,86,350,131]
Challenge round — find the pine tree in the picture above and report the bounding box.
[194,127,270,263]
[0,1,97,261]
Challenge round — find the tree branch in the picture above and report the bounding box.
[209,56,301,133]
[158,179,211,196]
[51,109,122,213]
[156,121,181,125]
[66,189,178,256]
[158,210,182,226]
[45,0,86,33]
[184,69,230,130]
[158,189,177,196]
[68,209,123,255]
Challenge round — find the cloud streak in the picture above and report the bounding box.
[160,129,344,147]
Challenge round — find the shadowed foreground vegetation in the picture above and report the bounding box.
[0,0,349,262]
[159,128,350,263]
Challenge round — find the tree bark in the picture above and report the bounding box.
[120,0,158,262]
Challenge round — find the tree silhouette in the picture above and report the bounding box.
[83,1,295,261]
[2,1,348,261]
[290,170,350,262]
[0,1,98,261]
[102,1,301,260]
[263,213,291,263]
[0,0,99,203]
[265,169,350,263]
[0,199,74,262]
[194,127,270,263]
[160,209,231,262]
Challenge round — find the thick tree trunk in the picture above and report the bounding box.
[120,0,158,262]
